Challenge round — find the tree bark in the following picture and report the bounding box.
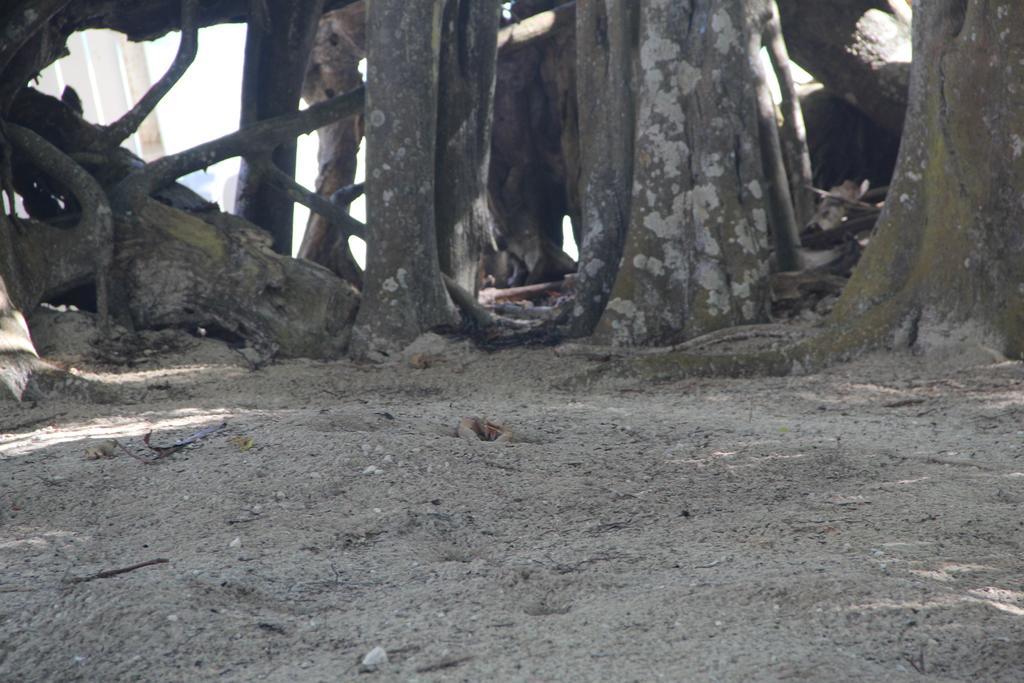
[235,0,326,255]
[832,0,1024,357]
[489,0,579,286]
[297,4,366,287]
[0,210,42,401]
[776,0,910,135]
[567,0,638,337]
[434,0,501,295]
[350,0,457,358]
[592,0,771,347]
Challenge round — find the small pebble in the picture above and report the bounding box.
[359,646,388,672]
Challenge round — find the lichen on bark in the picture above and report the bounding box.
[592,0,771,347]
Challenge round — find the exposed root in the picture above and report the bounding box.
[568,299,908,386]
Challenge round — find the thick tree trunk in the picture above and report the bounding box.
[434,0,501,295]
[297,4,366,287]
[832,0,1024,357]
[489,0,579,286]
[350,0,457,358]
[592,0,771,347]
[776,0,910,135]
[567,0,638,337]
[235,0,326,255]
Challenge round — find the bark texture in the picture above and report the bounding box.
[833,0,1024,357]
[297,3,366,287]
[592,0,771,347]
[0,213,43,401]
[777,0,910,135]
[489,0,579,285]
[350,0,457,357]
[568,0,638,337]
[117,201,358,358]
[434,0,501,295]
[235,0,326,255]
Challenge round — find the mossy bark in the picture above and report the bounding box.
[832,0,1024,358]
[592,0,771,347]
[600,0,1024,382]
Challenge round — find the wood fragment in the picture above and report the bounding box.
[67,558,169,584]
[497,2,575,53]
[478,278,570,305]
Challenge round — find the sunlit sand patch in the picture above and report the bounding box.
[73,364,248,386]
[908,562,993,583]
[0,530,80,551]
[0,408,234,458]
[847,591,1024,617]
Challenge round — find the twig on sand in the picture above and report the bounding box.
[67,558,169,584]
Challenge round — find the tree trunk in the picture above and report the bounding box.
[235,0,326,255]
[0,212,43,401]
[592,0,771,347]
[350,0,457,358]
[297,4,366,287]
[567,0,638,337]
[434,0,501,295]
[832,0,1024,357]
[776,0,910,135]
[489,1,579,286]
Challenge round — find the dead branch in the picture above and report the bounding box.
[764,0,814,226]
[67,558,169,584]
[99,0,199,148]
[497,2,575,54]
[258,161,366,240]
[111,84,365,209]
[6,123,112,331]
[443,273,495,329]
[138,421,227,461]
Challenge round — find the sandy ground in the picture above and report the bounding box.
[2,310,1023,682]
